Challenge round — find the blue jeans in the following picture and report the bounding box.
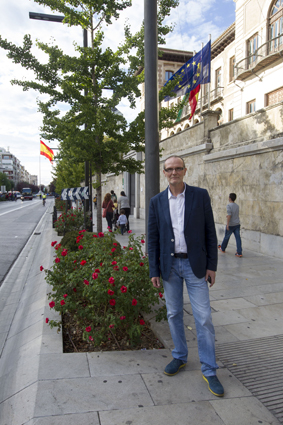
[221,224,242,255]
[163,257,218,377]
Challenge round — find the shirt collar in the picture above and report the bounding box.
[168,183,186,199]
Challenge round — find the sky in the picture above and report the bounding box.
[0,0,235,186]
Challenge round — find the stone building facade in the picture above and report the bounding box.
[100,0,283,259]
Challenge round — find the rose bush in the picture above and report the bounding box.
[45,231,166,347]
[54,208,86,234]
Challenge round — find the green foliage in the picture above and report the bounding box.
[55,197,67,211]
[0,172,14,191]
[44,232,167,347]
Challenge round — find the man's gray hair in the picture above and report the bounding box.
[164,155,186,169]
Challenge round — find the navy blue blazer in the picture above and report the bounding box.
[148,185,218,280]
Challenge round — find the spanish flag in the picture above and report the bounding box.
[40,140,54,163]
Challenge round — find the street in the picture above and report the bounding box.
[0,197,52,285]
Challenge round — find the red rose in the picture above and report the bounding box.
[128,230,132,233]
[108,289,114,295]
[78,245,83,250]
[40,266,44,271]
[109,277,115,284]
[108,229,112,233]
[100,262,103,266]
[49,301,55,308]
[113,243,118,246]
[51,241,57,247]
[141,239,145,244]
[63,294,68,298]
[60,300,65,306]
[73,288,77,292]
[122,266,128,271]
[120,286,127,293]
[140,319,145,325]
[109,299,116,306]
[74,260,77,263]
[92,273,98,280]
[112,261,117,265]
[55,258,60,263]
[85,326,91,332]
[132,299,137,306]
[61,250,68,257]
[80,260,87,266]
[159,292,163,298]
[120,316,126,320]
[95,268,100,273]
[140,262,144,266]
[113,265,119,271]
[111,248,116,252]
[89,336,94,341]
[98,232,104,237]
[93,234,98,238]
[129,247,133,251]
[123,246,127,249]
[109,324,114,328]
[84,279,89,285]
[45,318,49,323]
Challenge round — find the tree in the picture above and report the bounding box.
[0,0,179,231]
[52,155,85,193]
[0,172,13,192]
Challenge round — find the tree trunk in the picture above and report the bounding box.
[96,168,102,233]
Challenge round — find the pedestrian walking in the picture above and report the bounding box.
[116,209,128,235]
[218,193,242,257]
[102,193,114,230]
[148,155,224,397]
[117,191,130,231]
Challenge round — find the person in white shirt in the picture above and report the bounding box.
[116,209,128,235]
[148,155,223,397]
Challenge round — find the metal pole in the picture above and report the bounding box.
[83,29,90,214]
[144,0,159,251]
[208,34,211,110]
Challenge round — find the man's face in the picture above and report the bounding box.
[163,157,187,186]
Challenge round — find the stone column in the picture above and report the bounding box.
[201,110,219,143]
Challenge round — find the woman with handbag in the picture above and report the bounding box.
[102,193,114,230]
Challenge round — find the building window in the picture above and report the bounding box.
[229,56,235,82]
[269,0,283,52]
[165,70,174,81]
[215,67,222,95]
[266,86,283,106]
[247,99,256,114]
[228,108,234,121]
[247,34,259,65]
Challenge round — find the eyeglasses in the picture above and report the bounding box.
[164,167,184,174]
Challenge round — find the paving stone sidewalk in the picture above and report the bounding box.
[0,205,282,424]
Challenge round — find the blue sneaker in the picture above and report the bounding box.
[203,375,224,397]
[164,358,186,376]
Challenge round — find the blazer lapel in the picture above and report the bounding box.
[160,189,172,229]
[184,185,194,230]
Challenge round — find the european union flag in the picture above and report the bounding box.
[164,41,211,102]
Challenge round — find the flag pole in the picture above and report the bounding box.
[208,34,211,110]
[200,43,203,120]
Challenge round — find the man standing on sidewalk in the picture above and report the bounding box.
[218,193,242,257]
[148,155,224,397]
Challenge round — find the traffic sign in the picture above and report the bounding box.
[61,187,89,201]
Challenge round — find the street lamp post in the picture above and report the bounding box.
[144,0,160,251]
[29,12,92,222]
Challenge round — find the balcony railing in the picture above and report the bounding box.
[235,34,283,80]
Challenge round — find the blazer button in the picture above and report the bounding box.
[171,253,174,256]
[171,239,174,242]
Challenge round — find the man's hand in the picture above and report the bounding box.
[205,270,216,287]
[226,225,229,230]
[151,277,161,288]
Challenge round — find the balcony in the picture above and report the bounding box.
[235,34,283,81]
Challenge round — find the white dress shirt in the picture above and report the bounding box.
[168,184,187,253]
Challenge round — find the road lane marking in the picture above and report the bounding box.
[0,201,43,217]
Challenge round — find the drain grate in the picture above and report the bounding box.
[216,335,283,424]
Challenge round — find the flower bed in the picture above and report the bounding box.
[43,231,167,350]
